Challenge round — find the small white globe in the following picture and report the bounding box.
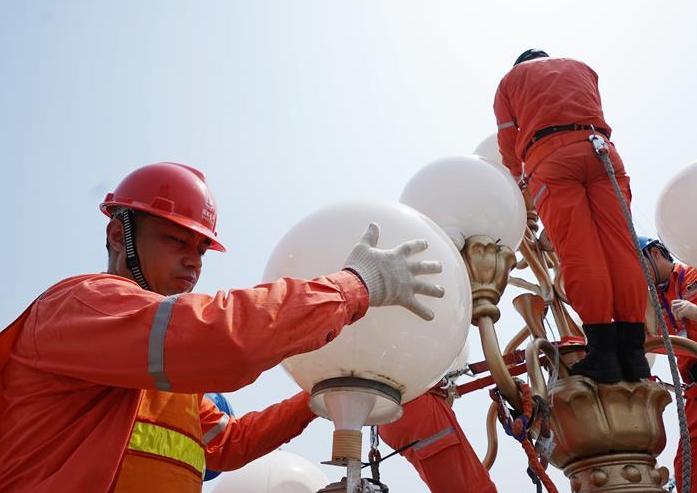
[656,160,697,267]
[263,201,471,424]
[473,133,503,166]
[212,450,328,493]
[400,155,527,250]
[473,134,521,185]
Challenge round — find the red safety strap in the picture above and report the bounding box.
[468,349,528,375]
[491,380,559,493]
[454,361,531,396]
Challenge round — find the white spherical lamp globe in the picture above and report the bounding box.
[473,133,503,166]
[474,134,524,203]
[212,450,328,493]
[400,155,527,250]
[473,134,520,184]
[264,201,471,427]
[656,161,697,267]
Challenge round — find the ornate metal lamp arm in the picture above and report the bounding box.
[462,234,520,409]
[483,402,500,470]
[525,338,569,402]
[645,335,697,358]
[518,229,554,303]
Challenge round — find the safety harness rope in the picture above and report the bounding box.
[589,129,691,493]
[490,380,558,493]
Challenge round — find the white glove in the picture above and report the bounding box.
[344,223,445,321]
[672,299,697,322]
[441,226,466,252]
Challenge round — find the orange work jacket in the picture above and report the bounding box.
[0,271,367,492]
[111,391,314,493]
[493,57,612,178]
[658,263,697,382]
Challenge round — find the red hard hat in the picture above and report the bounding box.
[100,162,225,252]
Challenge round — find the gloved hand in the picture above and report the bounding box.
[344,223,445,321]
[441,226,466,252]
[672,299,697,322]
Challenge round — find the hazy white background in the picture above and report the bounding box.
[2,2,696,492]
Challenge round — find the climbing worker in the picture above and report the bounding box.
[379,390,497,493]
[0,162,445,492]
[494,49,650,383]
[640,237,697,492]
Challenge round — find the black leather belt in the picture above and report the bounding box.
[525,124,610,154]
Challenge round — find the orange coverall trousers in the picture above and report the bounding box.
[379,392,497,493]
[674,390,697,493]
[526,132,647,324]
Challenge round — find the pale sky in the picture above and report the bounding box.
[2,1,697,492]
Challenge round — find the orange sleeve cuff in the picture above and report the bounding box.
[327,270,369,324]
[285,391,317,428]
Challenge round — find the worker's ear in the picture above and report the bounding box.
[650,247,663,263]
[106,218,125,254]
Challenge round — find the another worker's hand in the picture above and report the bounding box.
[344,223,445,321]
[671,299,697,322]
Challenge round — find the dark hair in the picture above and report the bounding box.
[514,49,549,66]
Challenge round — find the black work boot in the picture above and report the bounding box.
[569,323,623,383]
[616,321,651,381]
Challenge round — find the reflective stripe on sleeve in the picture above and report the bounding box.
[148,295,179,391]
[202,414,231,446]
[497,121,515,130]
[532,184,548,207]
[128,421,205,475]
[412,426,455,450]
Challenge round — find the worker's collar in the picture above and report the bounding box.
[655,263,679,292]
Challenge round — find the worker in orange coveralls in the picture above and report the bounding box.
[494,49,650,383]
[0,162,445,493]
[640,237,697,493]
[379,390,497,493]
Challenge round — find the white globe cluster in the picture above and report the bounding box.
[263,134,528,430]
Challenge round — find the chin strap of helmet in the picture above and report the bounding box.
[642,249,663,285]
[117,209,151,291]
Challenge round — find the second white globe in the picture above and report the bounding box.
[401,155,527,250]
[473,133,504,167]
[213,450,328,493]
[656,160,697,267]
